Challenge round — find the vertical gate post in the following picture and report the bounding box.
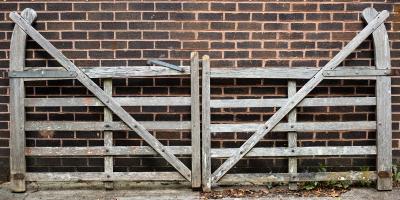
[362,8,392,191]
[191,52,201,188]
[104,79,113,190]
[9,8,37,192]
[287,81,298,190]
[201,55,211,191]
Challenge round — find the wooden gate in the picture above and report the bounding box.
[9,8,201,192]
[201,7,392,191]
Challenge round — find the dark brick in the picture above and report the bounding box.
[61,32,87,40]
[224,51,249,58]
[143,12,168,20]
[116,32,141,39]
[226,32,249,40]
[116,50,141,58]
[61,12,86,20]
[20,3,45,10]
[156,3,181,11]
[320,4,345,11]
[252,13,277,21]
[156,22,182,30]
[74,22,100,30]
[89,51,114,59]
[265,3,290,11]
[155,41,181,49]
[115,12,141,20]
[143,50,168,58]
[129,41,154,49]
[101,3,127,11]
[88,12,113,20]
[211,42,234,49]
[47,3,72,11]
[318,23,343,31]
[211,3,236,11]
[143,32,169,39]
[101,41,127,49]
[291,23,316,31]
[170,12,195,21]
[279,13,304,21]
[183,3,208,11]
[198,32,222,40]
[306,13,331,20]
[264,23,288,31]
[239,3,263,11]
[102,22,127,30]
[291,41,315,49]
[198,13,223,21]
[74,3,99,11]
[225,13,250,21]
[75,41,100,49]
[129,22,155,30]
[293,4,317,11]
[211,22,235,30]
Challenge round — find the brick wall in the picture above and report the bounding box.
[0,0,399,181]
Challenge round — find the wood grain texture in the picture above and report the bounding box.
[9,8,37,192]
[103,79,113,190]
[287,81,297,190]
[190,52,201,188]
[362,7,392,191]
[210,10,389,183]
[10,12,191,181]
[218,171,377,185]
[201,55,212,192]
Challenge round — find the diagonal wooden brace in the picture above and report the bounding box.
[9,12,192,181]
[210,10,390,183]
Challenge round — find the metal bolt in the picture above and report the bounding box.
[105,149,109,153]
[107,175,110,178]
[104,124,111,128]
[291,149,295,153]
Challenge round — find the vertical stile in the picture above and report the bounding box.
[103,79,113,190]
[191,52,201,188]
[287,81,298,190]
[201,55,211,191]
[9,8,36,192]
[362,8,392,190]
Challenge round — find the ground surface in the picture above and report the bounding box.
[0,182,399,200]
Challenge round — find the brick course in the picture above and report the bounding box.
[0,0,399,181]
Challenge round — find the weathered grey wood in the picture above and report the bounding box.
[9,70,76,78]
[103,79,113,190]
[25,121,191,131]
[323,69,390,77]
[217,171,377,185]
[26,146,192,156]
[210,66,379,79]
[211,146,376,157]
[210,97,376,108]
[211,10,390,183]
[25,172,186,182]
[10,12,191,181]
[210,121,376,133]
[287,81,297,190]
[363,8,392,191]
[190,52,201,188]
[9,8,37,193]
[25,97,191,107]
[201,55,212,192]
[22,66,190,79]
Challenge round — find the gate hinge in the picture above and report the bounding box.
[11,173,25,180]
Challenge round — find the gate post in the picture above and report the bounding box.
[191,52,201,188]
[362,8,392,191]
[9,8,37,192]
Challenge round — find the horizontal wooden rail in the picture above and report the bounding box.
[25,121,191,131]
[218,171,376,185]
[19,66,190,80]
[211,97,376,108]
[210,67,384,79]
[25,97,191,107]
[26,146,192,156]
[210,121,376,133]
[25,172,186,182]
[211,146,376,157]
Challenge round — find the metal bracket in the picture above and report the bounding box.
[9,70,77,78]
[147,59,185,72]
[377,171,392,178]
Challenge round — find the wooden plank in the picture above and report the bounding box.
[287,81,297,190]
[217,171,377,185]
[25,172,186,182]
[210,97,376,108]
[22,66,190,79]
[323,69,390,77]
[210,10,390,183]
[26,146,192,156]
[9,70,76,78]
[210,146,377,158]
[363,8,392,191]
[25,121,191,131]
[9,8,37,192]
[10,12,191,181]
[190,52,201,188]
[103,79,113,190]
[210,66,378,79]
[148,59,185,72]
[201,55,212,192]
[25,97,191,107]
[210,121,376,133]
